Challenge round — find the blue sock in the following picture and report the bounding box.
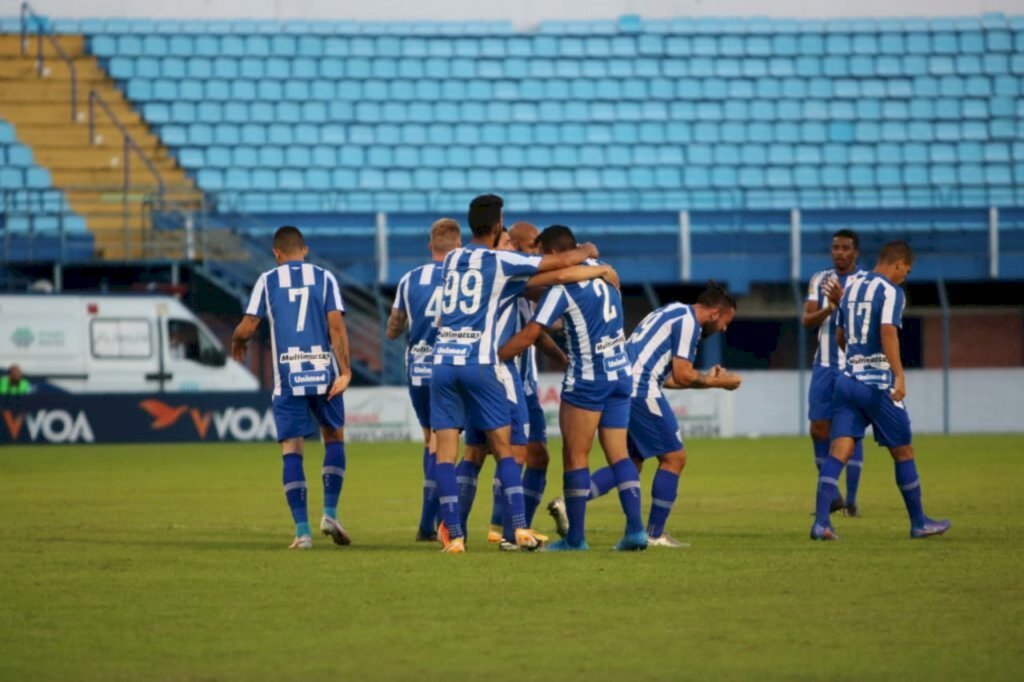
[846,440,864,508]
[813,439,829,472]
[455,460,481,530]
[587,466,617,500]
[894,459,926,526]
[418,449,438,536]
[434,462,463,539]
[321,441,345,519]
[497,457,528,532]
[564,468,591,546]
[282,453,309,537]
[490,475,503,527]
[522,466,547,527]
[647,469,679,538]
[611,459,644,535]
[815,456,845,527]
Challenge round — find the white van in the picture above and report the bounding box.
[0,294,259,393]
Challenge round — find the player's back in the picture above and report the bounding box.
[839,271,905,390]
[396,263,444,361]
[535,265,628,383]
[627,303,699,398]
[249,262,343,396]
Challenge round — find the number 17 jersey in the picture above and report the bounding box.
[836,271,905,391]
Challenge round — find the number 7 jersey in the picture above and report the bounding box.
[836,271,905,391]
[434,244,542,365]
[246,261,345,396]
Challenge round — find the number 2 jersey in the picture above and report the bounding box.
[836,271,906,391]
[392,262,444,386]
[246,261,345,397]
[433,244,542,366]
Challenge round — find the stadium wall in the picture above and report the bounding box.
[28,0,1024,22]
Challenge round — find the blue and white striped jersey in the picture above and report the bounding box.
[392,262,444,386]
[532,264,629,386]
[807,268,868,369]
[836,272,906,391]
[434,244,541,365]
[627,303,701,400]
[516,298,540,395]
[245,261,345,397]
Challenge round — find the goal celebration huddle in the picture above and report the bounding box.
[231,193,950,552]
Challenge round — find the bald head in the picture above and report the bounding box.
[508,222,539,254]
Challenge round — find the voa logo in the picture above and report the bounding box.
[2,409,95,443]
[138,400,276,441]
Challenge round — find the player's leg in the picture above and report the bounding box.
[456,440,486,536]
[522,391,550,527]
[272,395,316,549]
[547,399,601,550]
[809,366,844,512]
[309,393,351,546]
[499,387,531,546]
[429,365,468,552]
[647,449,689,547]
[626,394,684,545]
[598,382,647,551]
[812,376,866,540]
[844,439,865,516]
[410,385,438,541]
[871,398,950,538]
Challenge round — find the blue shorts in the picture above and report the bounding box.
[466,362,527,446]
[430,362,512,434]
[560,374,633,429]
[830,373,912,448]
[808,364,839,422]
[627,394,684,460]
[272,393,345,442]
[408,384,431,430]
[525,389,548,444]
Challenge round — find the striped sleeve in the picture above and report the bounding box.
[324,271,345,314]
[245,273,267,318]
[880,284,904,328]
[806,271,824,303]
[532,286,568,328]
[496,250,542,278]
[674,314,700,362]
[392,272,410,312]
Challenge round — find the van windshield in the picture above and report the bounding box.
[167,319,225,367]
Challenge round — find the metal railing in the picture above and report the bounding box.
[19,1,78,122]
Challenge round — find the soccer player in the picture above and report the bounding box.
[386,217,462,542]
[500,225,647,552]
[560,284,742,547]
[812,241,951,541]
[231,226,352,550]
[804,229,869,516]
[431,195,601,553]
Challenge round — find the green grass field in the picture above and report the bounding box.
[1,435,1022,681]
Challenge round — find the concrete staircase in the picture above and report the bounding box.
[0,34,204,260]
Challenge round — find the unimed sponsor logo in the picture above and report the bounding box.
[138,400,276,441]
[2,409,95,443]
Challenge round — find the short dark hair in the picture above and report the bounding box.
[537,225,577,253]
[273,225,305,253]
[696,281,737,311]
[467,194,503,238]
[832,228,860,250]
[878,240,914,265]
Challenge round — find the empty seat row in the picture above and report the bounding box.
[3,214,89,234]
[88,29,1023,59]
[0,143,35,166]
[0,167,53,190]
[0,190,70,214]
[44,18,515,36]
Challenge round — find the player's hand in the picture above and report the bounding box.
[328,373,351,400]
[600,265,621,290]
[890,374,906,403]
[579,242,600,259]
[719,372,742,391]
[230,339,248,362]
[824,279,844,307]
[709,364,726,378]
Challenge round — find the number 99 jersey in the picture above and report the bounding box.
[433,244,542,366]
[246,261,345,397]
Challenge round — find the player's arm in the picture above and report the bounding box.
[231,315,260,362]
[499,321,545,362]
[668,357,741,391]
[327,310,352,399]
[386,308,407,340]
[881,325,906,402]
[801,276,842,328]
[535,242,600,272]
[535,330,568,367]
[525,263,619,290]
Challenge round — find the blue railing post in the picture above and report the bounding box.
[375,211,389,285]
[989,206,1000,279]
[937,279,951,435]
[677,209,691,282]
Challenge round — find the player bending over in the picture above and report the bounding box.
[387,218,462,542]
[501,225,647,552]
[556,283,741,547]
[232,226,353,549]
[803,229,868,516]
[811,241,950,541]
[430,195,599,553]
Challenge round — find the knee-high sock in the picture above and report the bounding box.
[522,466,547,527]
[894,459,925,526]
[322,441,345,519]
[611,459,644,535]
[815,456,845,527]
[812,438,829,472]
[490,475,503,527]
[497,457,528,533]
[455,460,481,531]
[418,448,438,536]
[564,468,591,547]
[435,462,463,539]
[587,466,617,500]
[845,440,864,508]
[282,453,309,537]
[647,469,679,538]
